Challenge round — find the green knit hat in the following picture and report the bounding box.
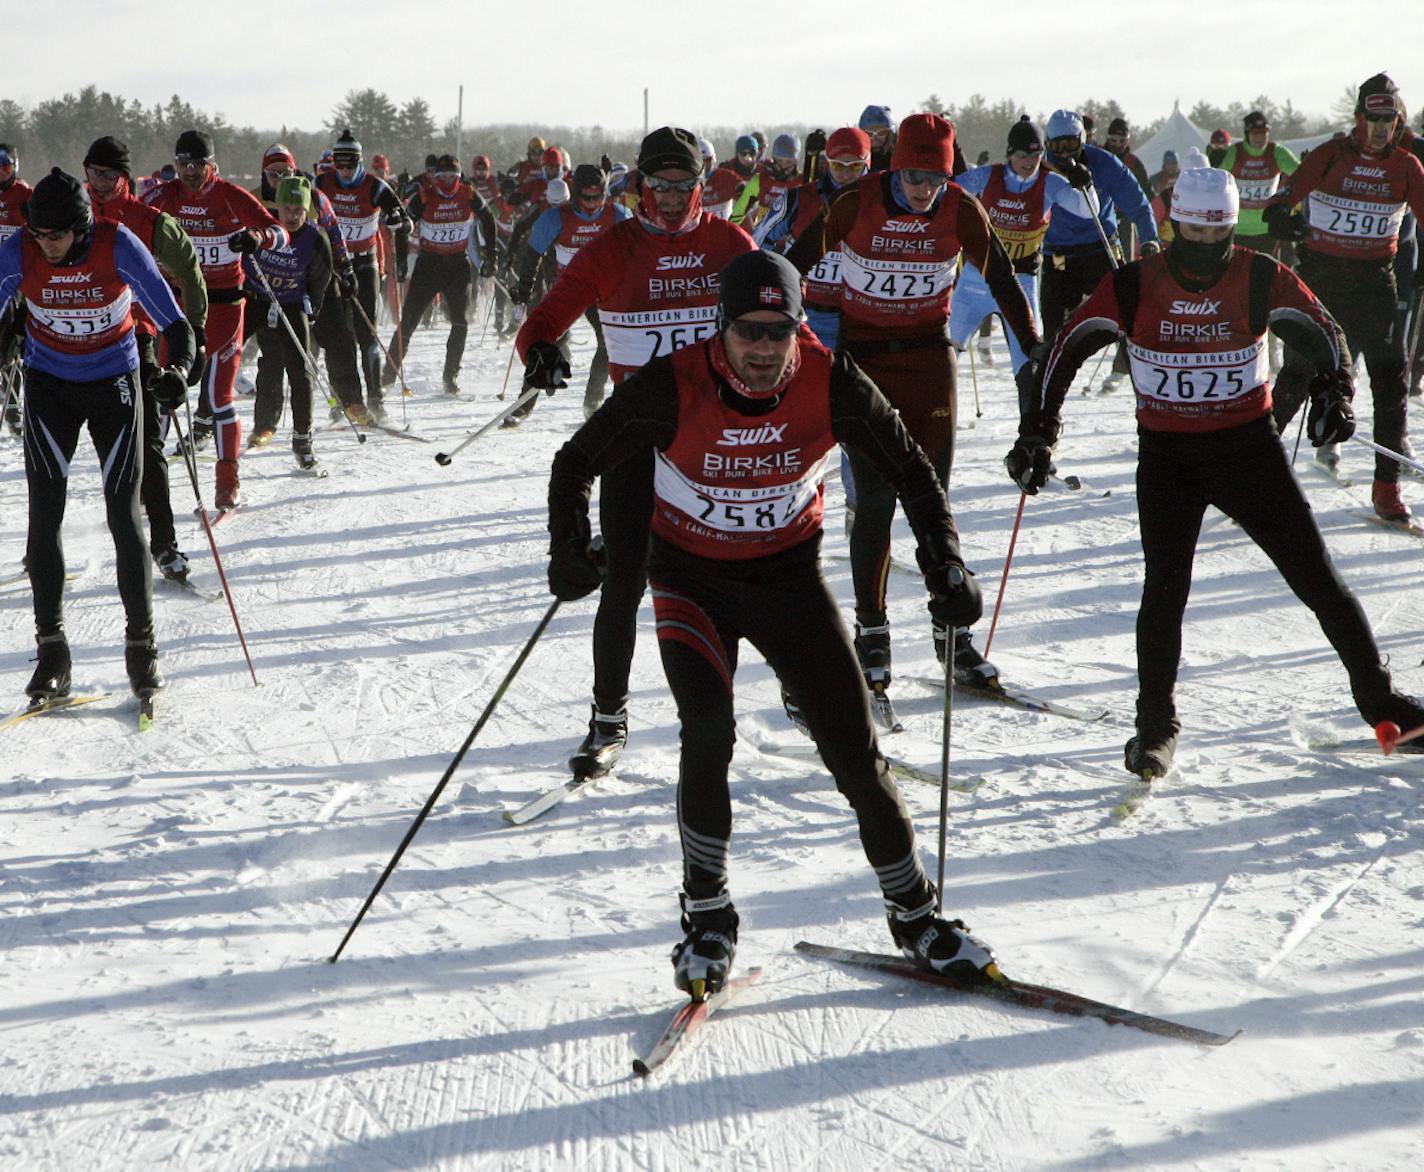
[275,174,310,210]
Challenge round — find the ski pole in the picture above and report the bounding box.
[496,342,518,401]
[935,576,957,915]
[1348,434,1424,477]
[434,385,541,466]
[169,405,259,686]
[248,263,366,446]
[350,295,412,404]
[329,598,562,962]
[389,273,410,428]
[983,491,1026,660]
[965,336,984,419]
[1376,719,1424,755]
[0,361,18,441]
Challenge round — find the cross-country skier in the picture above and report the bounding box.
[801,113,1039,719]
[732,133,801,231]
[315,130,410,421]
[547,249,1003,997]
[1010,167,1424,775]
[1265,73,1424,522]
[83,135,207,583]
[385,153,496,397]
[508,163,630,419]
[243,175,332,470]
[0,168,195,704]
[515,126,755,781]
[145,129,288,510]
[1218,111,1299,258]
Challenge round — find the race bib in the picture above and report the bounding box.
[419,219,473,246]
[1127,340,1268,403]
[839,246,955,303]
[600,306,718,368]
[190,234,237,270]
[1235,175,1280,205]
[27,288,131,343]
[1307,192,1405,240]
[993,225,1049,262]
[808,249,843,286]
[338,214,380,244]
[655,452,828,534]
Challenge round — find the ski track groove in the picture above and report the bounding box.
[1140,872,1234,998]
[1255,852,1387,980]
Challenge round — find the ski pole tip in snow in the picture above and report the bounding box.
[435,452,453,466]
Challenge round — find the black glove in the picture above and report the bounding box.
[1307,371,1356,446]
[548,534,606,601]
[1262,203,1307,243]
[600,153,613,176]
[382,210,405,228]
[150,367,188,410]
[805,129,827,155]
[228,229,260,255]
[336,266,357,300]
[1139,239,1162,256]
[1002,415,1059,492]
[524,340,571,392]
[186,323,206,387]
[925,562,983,629]
[1059,157,1093,190]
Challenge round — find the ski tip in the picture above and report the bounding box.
[1375,721,1402,755]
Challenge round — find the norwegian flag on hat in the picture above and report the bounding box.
[759,286,784,306]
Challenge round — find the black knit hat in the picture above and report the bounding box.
[571,163,606,193]
[1006,116,1044,154]
[84,136,132,176]
[638,127,704,177]
[174,129,214,160]
[25,167,92,233]
[332,128,362,160]
[1356,72,1401,117]
[718,249,802,324]
[1107,117,1130,137]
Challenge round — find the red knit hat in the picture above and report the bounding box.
[262,143,296,171]
[826,127,871,162]
[891,114,955,172]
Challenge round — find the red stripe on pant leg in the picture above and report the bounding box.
[651,584,733,695]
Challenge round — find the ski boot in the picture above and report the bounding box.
[1372,479,1411,522]
[367,396,388,424]
[292,432,320,473]
[3,396,21,438]
[246,428,275,450]
[945,626,999,688]
[1124,719,1180,777]
[381,360,398,389]
[672,890,739,1001]
[344,401,375,427]
[886,885,1003,985]
[155,544,190,583]
[25,631,71,702]
[1315,441,1341,475]
[854,621,900,731]
[568,703,627,779]
[582,390,604,420]
[442,375,461,397]
[975,338,995,367]
[190,416,214,452]
[124,634,165,699]
[1353,685,1424,754]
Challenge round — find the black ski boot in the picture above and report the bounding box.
[672,890,739,1001]
[292,432,320,473]
[568,703,627,779]
[442,375,461,397]
[1353,684,1424,754]
[1124,721,1180,777]
[886,885,1003,985]
[124,635,165,699]
[26,631,71,702]
[155,543,190,583]
[947,626,999,687]
[780,684,811,737]
[854,620,892,692]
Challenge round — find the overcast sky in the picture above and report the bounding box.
[7,1,1419,138]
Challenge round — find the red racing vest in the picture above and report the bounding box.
[415,182,479,256]
[91,192,162,335]
[653,338,835,559]
[553,202,619,270]
[315,172,385,255]
[835,173,965,337]
[145,175,278,290]
[1275,137,1424,261]
[1124,250,1272,433]
[1228,146,1285,211]
[980,163,1050,267]
[19,219,136,356]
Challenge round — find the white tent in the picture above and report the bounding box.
[1135,101,1208,173]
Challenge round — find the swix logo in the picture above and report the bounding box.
[717,423,787,446]
[656,253,705,270]
[997,198,1026,210]
[880,220,929,234]
[49,272,94,283]
[180,206,208,216]
[1169,298,1222,315]
[1352,166,1386,179]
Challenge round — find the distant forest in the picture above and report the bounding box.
[0,86,1352,181]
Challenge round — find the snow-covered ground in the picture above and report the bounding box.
[2,309,1422,1171]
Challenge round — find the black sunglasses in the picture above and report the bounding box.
[727,319,797,342]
